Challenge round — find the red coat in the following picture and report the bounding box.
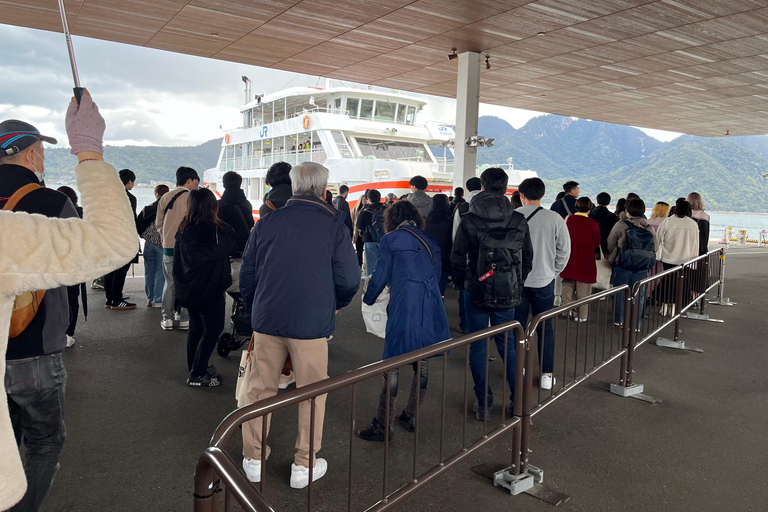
[560,214,601,283]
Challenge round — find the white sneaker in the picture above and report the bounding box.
[242,458,261,483]
[178,321,190,331]
[541,374,555,390]
[290,458,327,489]
[278,370,296,390]
[174,311,182,321]
[66,335,76,348]
[161,319,174,331]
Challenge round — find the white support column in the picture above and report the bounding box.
[454,51,482,189]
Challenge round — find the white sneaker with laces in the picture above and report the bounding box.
[242,458,261,483]
[66,335,76,348]
[161,319,174,331]
[179,321,190,331]
[278,370,296,390]
[541,374,555,390]
[174,311,182,321]
[290,458,327,489]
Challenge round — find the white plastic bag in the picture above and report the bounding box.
[362,286,389,339]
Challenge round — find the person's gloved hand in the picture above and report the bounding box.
[66,91,106,155]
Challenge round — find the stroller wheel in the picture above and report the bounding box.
[217,333,233,357]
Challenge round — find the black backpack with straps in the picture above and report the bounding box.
[466,212,527,311]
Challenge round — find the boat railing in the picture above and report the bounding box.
[220,150,328,172]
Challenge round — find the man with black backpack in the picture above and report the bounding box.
[355,189,387,276]
[451,168,533,421]
[607,198,658,328]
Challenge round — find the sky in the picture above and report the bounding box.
[0,23,682,148]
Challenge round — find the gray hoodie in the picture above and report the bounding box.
[405,189,432,219]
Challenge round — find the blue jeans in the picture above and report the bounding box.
[466,302,517,408]
[513,280,556,374]
[6,353,67,512]
[458,289,469,331]
[363,242,380,277]
[612,267,648,327]
[143,242,165,304]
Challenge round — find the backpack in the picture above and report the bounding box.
[367,207,386,242]
[620,221,656,271]
[2,183,46,338]
[466,213,526,311]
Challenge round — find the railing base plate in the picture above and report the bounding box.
[493,467,535,495]
[681,312,724,323]
[656,337,704,353]
[708,299,736,306]
[525,483,570,506]
[609,383,644,397]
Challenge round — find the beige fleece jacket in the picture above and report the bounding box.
[0,160,137,510]
[155,187,190,250]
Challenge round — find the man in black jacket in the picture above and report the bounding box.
[0,119,77,511]
[218,171,255,256]
[258,162,292,220]
[589,192,617,256]
[102,168,139,310]
[451,167,533,422]
[333,184,353,237]
[550,180,579,218]
[239,162,359,489]
[355,189,387,276]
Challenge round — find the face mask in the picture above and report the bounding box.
[31,148,45,182]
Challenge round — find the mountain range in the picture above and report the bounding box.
[41,115,768,212]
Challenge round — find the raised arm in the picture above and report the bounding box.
[0,94,137,295]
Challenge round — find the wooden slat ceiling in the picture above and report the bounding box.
[4,0,768,136]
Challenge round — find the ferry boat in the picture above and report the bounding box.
[204,79,536,217]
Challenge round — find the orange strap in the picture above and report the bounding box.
[2,183,41,211]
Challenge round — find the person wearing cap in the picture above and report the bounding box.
[550,180,579,218]
[0,93,138,511]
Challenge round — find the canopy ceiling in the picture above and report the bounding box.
[5,0,768,136]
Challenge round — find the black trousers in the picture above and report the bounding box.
[376,360,429,427]
[66,285,80,336]
[187,293,226,378]
[355,238,364,267]
[104,262,131,304]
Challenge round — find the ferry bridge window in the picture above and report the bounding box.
[355,138,428,161]
[396,104,406,124]
[360,99,374,120]
[334,98,342,113]
[347,98,359,118]
[374,101,396,122]
[406,106,416,125]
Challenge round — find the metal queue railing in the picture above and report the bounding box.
[194,321,529,512]
[193,248,728,511]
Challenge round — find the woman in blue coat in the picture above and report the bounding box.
[357,201,450,442]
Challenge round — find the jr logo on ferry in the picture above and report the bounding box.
[259,126,268,138]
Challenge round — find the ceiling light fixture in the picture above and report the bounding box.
[537,32,546,37]
[448,48,458,61]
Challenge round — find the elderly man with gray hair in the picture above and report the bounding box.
[239,161,360,489]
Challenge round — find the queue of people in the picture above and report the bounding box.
[0,89,717,511]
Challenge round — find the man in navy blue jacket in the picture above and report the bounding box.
[239,161,359,490]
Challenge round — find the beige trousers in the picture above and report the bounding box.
[241,333,328,468]
[562,280,592,320]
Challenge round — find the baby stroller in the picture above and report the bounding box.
[217,291,251,357]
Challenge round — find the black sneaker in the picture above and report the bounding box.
[356,418,393,442]
[187,372,222,388]
[110,300,136,310]
[398,411,415,432]
[104,300,112,309]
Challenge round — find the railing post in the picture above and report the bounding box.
[709,248,736,306]
[610,287,646,399]
[673,267,684,342]
[194,457,217,512]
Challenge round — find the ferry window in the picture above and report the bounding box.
[406,106,416,125]
[375,101,396,122]
[332,131,354,158]
[355,138,425,160]
[360,99,374,120]
[396,104,406,124]
[334,98,341,112]
[347,98,359,118]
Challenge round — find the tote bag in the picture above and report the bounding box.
[235,334,256,407]
[362,284,389,339]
